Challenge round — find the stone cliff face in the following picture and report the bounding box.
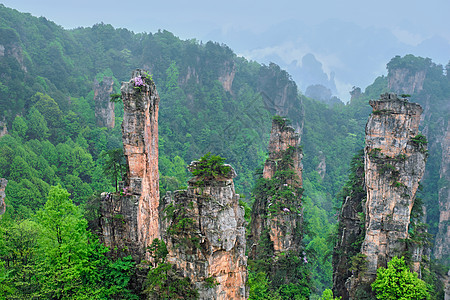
[434,121,450,265]
[258,64,304,138]
[249,117,303,257]
[100,69,160,261]
[160,163,247,300]
[362,93,427,280]
[388,68,426,95]
[332,151,365,299]
[0,178,7,216]
[218,60,235,94]
[93,76,115,128]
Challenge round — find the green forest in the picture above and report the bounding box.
[0,4,448,299]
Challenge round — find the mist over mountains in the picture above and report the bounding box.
[204,18,450,101]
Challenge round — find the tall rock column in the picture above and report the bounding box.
[160,162,247,299]
[0,178,7,216]
[100,70,160,261]
[94,76,116,128]
[249,116,303,258]
[434,121,450,265]
[362,93,427,281]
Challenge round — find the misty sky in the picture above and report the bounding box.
[2,0,449,100]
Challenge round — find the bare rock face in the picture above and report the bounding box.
[362,93,427,280]
[434,121,450,265]
[332,151,365,299]
[218,60,235,93]
[100,69,160,261]
[250,117,303,257]
[388,68,426,95]
[0,118,7,138]
[160,164,247,300]
[93,76,115,128]
[0,178,7,216]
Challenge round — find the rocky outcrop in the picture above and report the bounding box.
[0,118,7,138]
[218,60,235,93]
[332,151,365,299]
[0,178,7,216]
[316,151,327,179]
[388,68,426,95]
[258,63,304,138]
[361,93,427,280]
[249,117,303,257]
[160,163,247,300]
[434,121,450,265]
[100,69,160,261]
[0,28,28,72]
[93,76,115,128]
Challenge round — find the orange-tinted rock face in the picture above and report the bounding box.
[0,178,7,216]
[362,93,427,279]
[93,76,115,128]
[388,68,426,95]
[161,164,247,299]
[434,121,450,265]
[101,69,160,261]
[250,118,303,257]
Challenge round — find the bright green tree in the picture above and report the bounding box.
[371,256,430,300]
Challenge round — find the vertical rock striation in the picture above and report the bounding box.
[362,93,427,281]
[332,151,366,299]
[0,178,7,216]
[434,121,450,265]
[93,76,115,128]
[160,163,247,300]
[100,69,160,261]
[249,117,303,258]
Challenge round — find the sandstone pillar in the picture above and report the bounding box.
[362,93,427,280]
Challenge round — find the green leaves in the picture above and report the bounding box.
[371,256,430,300]
[190,152,231,181]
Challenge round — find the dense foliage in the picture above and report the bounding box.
[371,256,430,300]
[0,4,448,298]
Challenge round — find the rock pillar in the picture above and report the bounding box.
[160,163,248,299]
[0,178,7,216]
[249,117,303,257]
[362,93,427,280]
[100,69,160,261]
[94,76,115,128]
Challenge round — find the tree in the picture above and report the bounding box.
[371,256,430,300]
[101,148,126,192]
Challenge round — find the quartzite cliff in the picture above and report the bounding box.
[0,178,7,216]
[340,93,427,298]
[100,70,160,261]
[94,76,116,128]
[249,117,303,258]
[160,162,248,300]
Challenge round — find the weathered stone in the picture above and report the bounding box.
[361,93,427,280]
[94,76,115,128]
[249,117,303,257]
[434,121,450,265]
[160,164,248,300]
[100,69,160,261]
[332,151,365,299]
[388,68,426,95]
[0,178,7,216]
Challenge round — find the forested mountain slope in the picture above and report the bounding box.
[0,4,448,298]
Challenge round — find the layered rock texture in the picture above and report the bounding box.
[100,70,160,261]
[249,117,303,258]
[388,68,426,95]
[332,151,365,299]
[362,93,427,279]
[93,76,115,128]
[160,163,247,300]
[434,121,450,265]
[0,178,7,216]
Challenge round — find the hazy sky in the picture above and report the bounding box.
[2,1,449,101]
[2,0,449,42]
